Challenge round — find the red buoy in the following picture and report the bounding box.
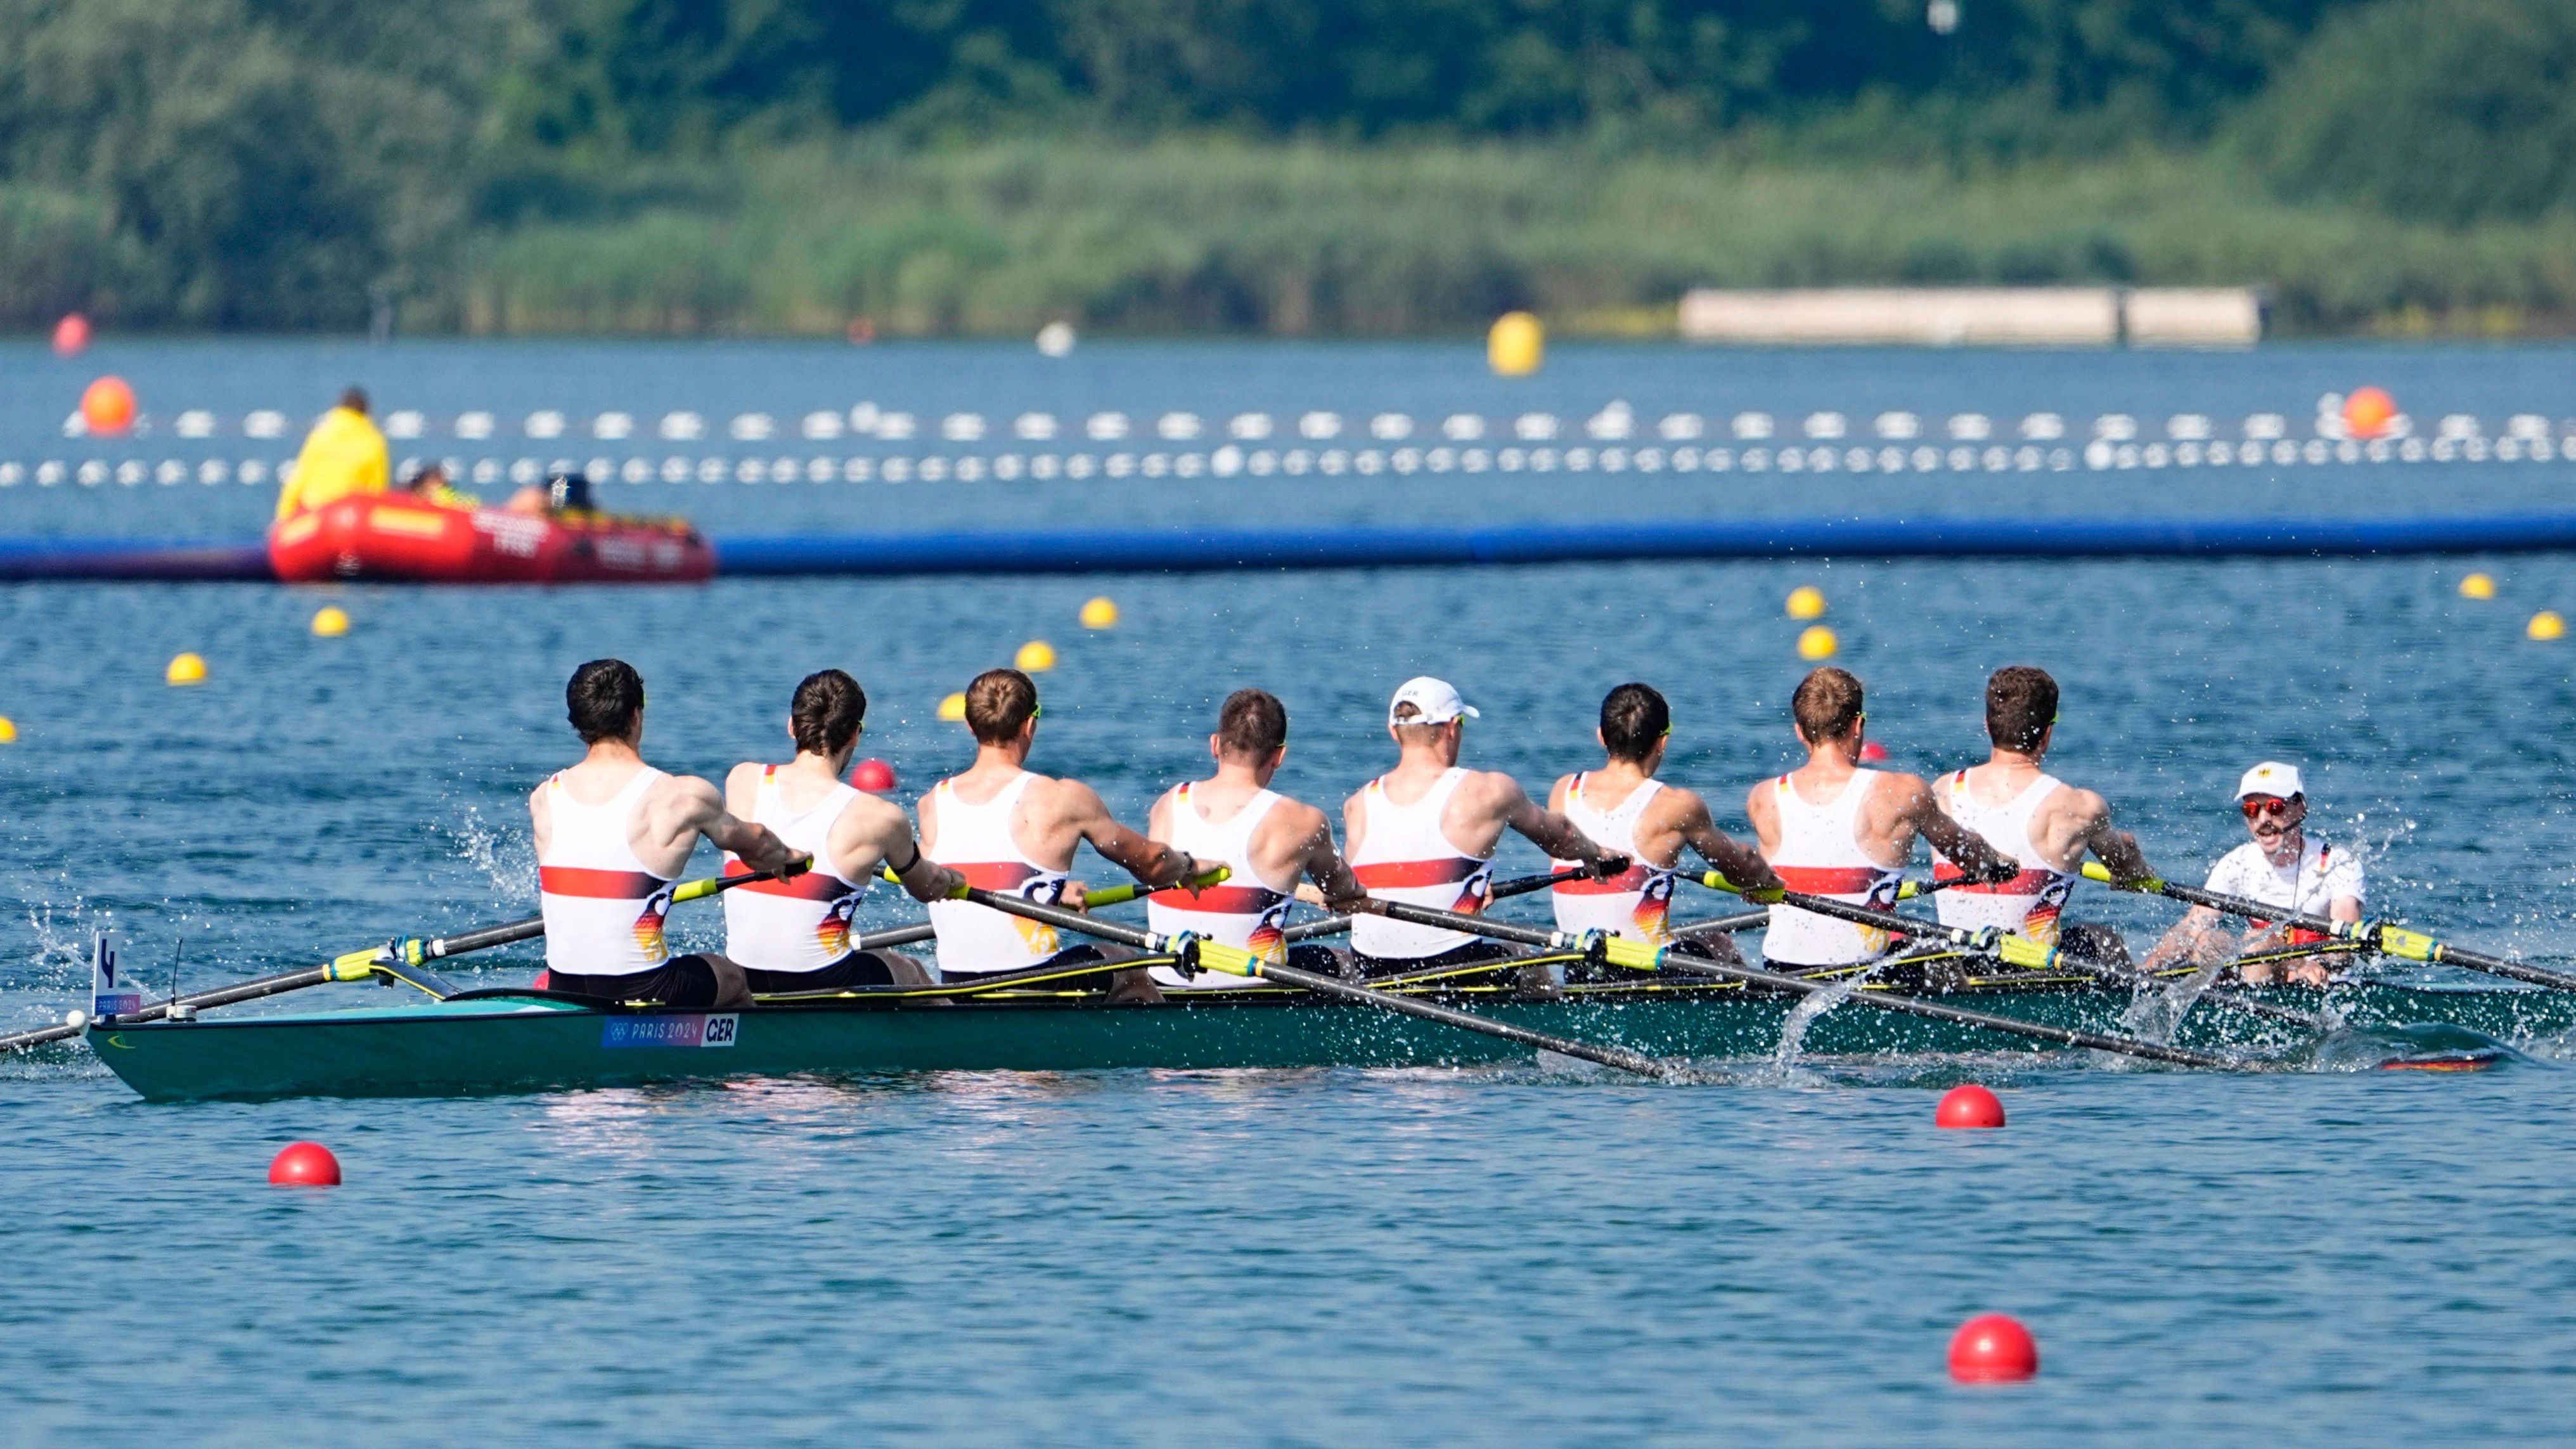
[268,1141,342,1186]
[1948,1313,2038,1381]
[1936,1084,2006,1128]
[849,757,896,792]
[52,312,90,357]
[1858,740,1890,763]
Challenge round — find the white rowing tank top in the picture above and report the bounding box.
[1550,774,1677,941]
[722,766,869,973]
[924,771,1068,974]
[1760,770,1902,967]
[1348,768,1494,960]
[1147,783,1291,989]
[1933,770,2077,947]
[538,766,676,977]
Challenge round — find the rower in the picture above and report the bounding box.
[531,659,804,1008]
[1931,666,2158,966]
[1343,676,1624,983]
[1548,683,1781,966]
[720,669,963,995]
[273,387,388,520]
[1144,688,1369,990]
[918,667,1200,1001]
[1744,667,2016,975]
[2140,762,2364,986]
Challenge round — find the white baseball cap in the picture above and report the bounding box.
[2235,761,2305,801]
[1389,676,1479,726]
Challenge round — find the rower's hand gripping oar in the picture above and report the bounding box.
[878,862,1230,907]
[2079,861,2576,992]
[1,858,813,1054]
[1279,864,1614,945]
[937,875,1675,1078]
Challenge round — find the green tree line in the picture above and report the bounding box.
[1,0,2572,332]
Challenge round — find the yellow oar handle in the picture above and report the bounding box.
[326,947,383,982]
[678,855,811,903]
[1186,937,1263,978]
[2078,861,2166,892]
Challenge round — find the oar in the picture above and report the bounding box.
[841,866,1222,953]
[936,877,1675,1078]
[1362,897,2242,1070]
[1279,865,1600,944]
[0,863,804,1053]
[2079,861,2576,991]
[873,863,1228,904]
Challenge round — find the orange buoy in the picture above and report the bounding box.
[2343,386,2397,440]
[52,313,90,357]
[1948,1314,2038,1381]
[1936,1084,2006,1128]
[81,375,136,434]
[1858,740,1890,763]
[849,757,897,792]
[267,1141,342,1186]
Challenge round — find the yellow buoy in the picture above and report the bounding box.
[2460,573,2497,600]
[2529,611,2565,641]
[1786,585,1827,621]
[1488,312,1543,377]
[0,716,16,744]
[165,652,207,685]
[1797,625,1839,660]
[311,605,350,637]
[1079,596,1119,629]
[1015,640,1057,672]
[937,692,968,721]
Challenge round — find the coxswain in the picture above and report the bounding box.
[1144,688,1369,989]
[2139,762,2364,986]
[531,659,804,1008]
[918,668,1199,1001]
[1547,683,1782,963]
[1343,676,1624,982]
[721,669,963,995]
[1931,666,2159,966]
[1745,667,2016,975]
[273,387,389,520]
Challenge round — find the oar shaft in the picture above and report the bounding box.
[1367,898,2238,1069]
[0,963,340,1052]
[1278,866,1590,944]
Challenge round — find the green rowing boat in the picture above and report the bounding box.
[82,974,2560,1102]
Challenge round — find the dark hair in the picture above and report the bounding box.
[790,669,866,755]
[1600,682,1669,763]
[1791,667,1865,743]
[567,659,645,744]
[1216,688,1288,759]
[1985,666,2058,752]
[965,667,1038,745]
[338,387,369,415]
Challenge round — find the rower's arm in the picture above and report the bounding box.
[1062,779,1196,888]
[1671,792,1783,893]
[1898,776,2016,882]
[2065,787,2156,883]
[1496,775,1623,872]
[1284,801,1368,912]
[669,775,802,874]
[837,797,962,903]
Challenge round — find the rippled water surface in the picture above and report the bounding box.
[6,340,2576,1446]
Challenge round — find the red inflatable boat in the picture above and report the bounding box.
[267,495,715,584]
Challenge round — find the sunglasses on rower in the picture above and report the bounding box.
[2240,794,2299,820]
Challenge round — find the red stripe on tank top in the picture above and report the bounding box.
[1353,858,1483,888]
[1149,884,1287,912]
[1774,865,1891,894]
[1555,866,1652,895]
[539,866,667,899]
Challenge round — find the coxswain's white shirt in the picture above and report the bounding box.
[2203,837,2364,918]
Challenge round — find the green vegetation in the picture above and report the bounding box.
[1,0,2572,335]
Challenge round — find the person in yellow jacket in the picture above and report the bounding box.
[273,387,390,520]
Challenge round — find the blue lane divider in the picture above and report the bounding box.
[10,511,2576,582]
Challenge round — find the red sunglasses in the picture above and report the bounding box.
[2240,794,2297,820]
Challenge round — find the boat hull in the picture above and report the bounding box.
[267,496,714,584]
[83,981,2565,1102]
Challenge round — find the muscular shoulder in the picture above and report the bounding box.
[1547,772,1578,811]
[1262,796,1332,846]
[1458,768,1530,813]
[1872,770,1938,815]
[1024,771,1105,823]
[1645,782,1710,828]
[723,761,767,807]
[2043,782,2113,830]
[653,771,723,815]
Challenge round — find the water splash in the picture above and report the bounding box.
[444,807,536,906]
[1770,965,1880,1079]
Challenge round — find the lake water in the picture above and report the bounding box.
[5,339,2576,1445]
